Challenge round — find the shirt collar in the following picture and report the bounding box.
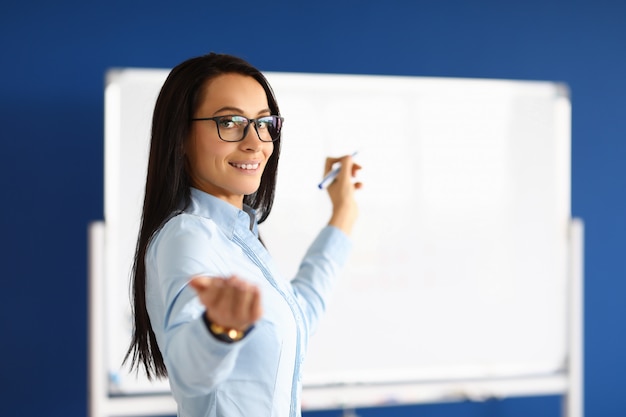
[187,187,259,238]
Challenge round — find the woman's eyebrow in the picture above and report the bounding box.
[213,106,272,116]
[213,106,244,115]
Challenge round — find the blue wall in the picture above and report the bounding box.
[2,1,625,416]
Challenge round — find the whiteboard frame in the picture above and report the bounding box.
[88,69,584,417]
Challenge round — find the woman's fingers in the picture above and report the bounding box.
[248,288,263,322]
[323,154,362,235]
[189,276,262,331]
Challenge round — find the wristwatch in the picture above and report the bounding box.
[203,315,250,343]
[209,323,245,343]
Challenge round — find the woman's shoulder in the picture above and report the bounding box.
[148,212,219,258]
[159,211,217,238]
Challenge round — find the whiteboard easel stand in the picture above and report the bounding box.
[92,69,580,417]
[564,218,584,417]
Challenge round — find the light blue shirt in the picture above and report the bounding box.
[145,188,352,417]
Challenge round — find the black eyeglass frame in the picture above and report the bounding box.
[190,115,284,142]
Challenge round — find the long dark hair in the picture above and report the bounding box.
[124,53,282,379]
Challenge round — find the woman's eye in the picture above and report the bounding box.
[257,117,273,130]
[219,118,235,128]
[219,116,246,129]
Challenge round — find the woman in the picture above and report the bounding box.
[124,52,361,417]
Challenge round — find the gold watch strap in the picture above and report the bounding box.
[209,323,245,342]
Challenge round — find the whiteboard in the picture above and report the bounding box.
[97,68,572,412]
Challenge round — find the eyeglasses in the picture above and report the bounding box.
[190,115,284,142]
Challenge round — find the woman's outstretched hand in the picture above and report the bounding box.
[189,276,262,332]
[324,154,362,236]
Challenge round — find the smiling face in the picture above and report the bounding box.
[186,73,274,208]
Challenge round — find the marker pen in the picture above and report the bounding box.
[318,151,358,189]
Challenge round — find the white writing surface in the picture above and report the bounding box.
[102,69,570,405]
